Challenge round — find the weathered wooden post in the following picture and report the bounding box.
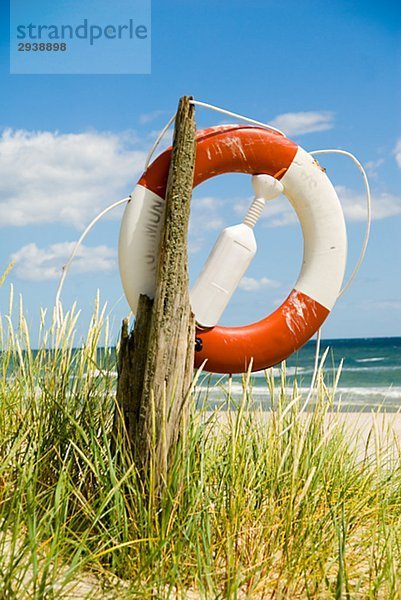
[114,96,196,487]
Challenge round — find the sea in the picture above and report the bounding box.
[195,337,401,412]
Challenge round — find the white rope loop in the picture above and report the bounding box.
[310,149,372,298]
[55,197,129,326]
[144,113,176,170]
[190,100,285,136]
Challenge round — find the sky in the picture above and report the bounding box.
[0,0,400,346]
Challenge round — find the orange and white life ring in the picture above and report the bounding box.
[119,125,347,374]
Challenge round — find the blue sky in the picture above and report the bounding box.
[0,0,400,344]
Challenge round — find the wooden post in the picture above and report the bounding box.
[114,96,196,486]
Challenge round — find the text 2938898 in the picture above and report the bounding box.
[17,42,67,51]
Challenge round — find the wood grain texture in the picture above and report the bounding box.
[114,96,196,486]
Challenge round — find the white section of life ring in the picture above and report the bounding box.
[118,185,165,313]
[281,147,347,311]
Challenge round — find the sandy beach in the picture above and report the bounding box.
[205,410,401,459]
[324,411,401,457]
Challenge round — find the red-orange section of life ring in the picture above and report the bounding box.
[138,125,328,373]
[139,125,297,196]
[195,290,329,373]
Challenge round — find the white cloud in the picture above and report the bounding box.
[233,186,401,228]
[0,128,146,229]
[204,218,224,230]
[11,242,116,282]
[269,111,334,136]
[188,239,204,255]
[394,139,401,168]
[263,200,298,227]
[139,109,169,125]
[195,196,221,210]
[188,196,227,250]
[191,196,225,228]
[365,158,384,177]
[234,195,297,227]
[239,276,280,292]
[336,186,401,221]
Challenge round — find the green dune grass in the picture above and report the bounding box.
[1,288,401,598]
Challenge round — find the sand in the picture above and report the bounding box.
[203,410,401,459]
[324,411,401,457]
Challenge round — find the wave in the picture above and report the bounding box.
[335,387,401,400]
[240,364,399,377]
[195,384,401,404]
[278,365,400,374]
[252,366,304,377]
[340,366,401,373]
[356,357,385,363]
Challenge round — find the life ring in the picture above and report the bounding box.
[119,125,347,374]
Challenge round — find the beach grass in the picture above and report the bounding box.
[1,289,401,598]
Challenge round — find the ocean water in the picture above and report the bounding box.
[196,337,401,412]
[10,338,399,412]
